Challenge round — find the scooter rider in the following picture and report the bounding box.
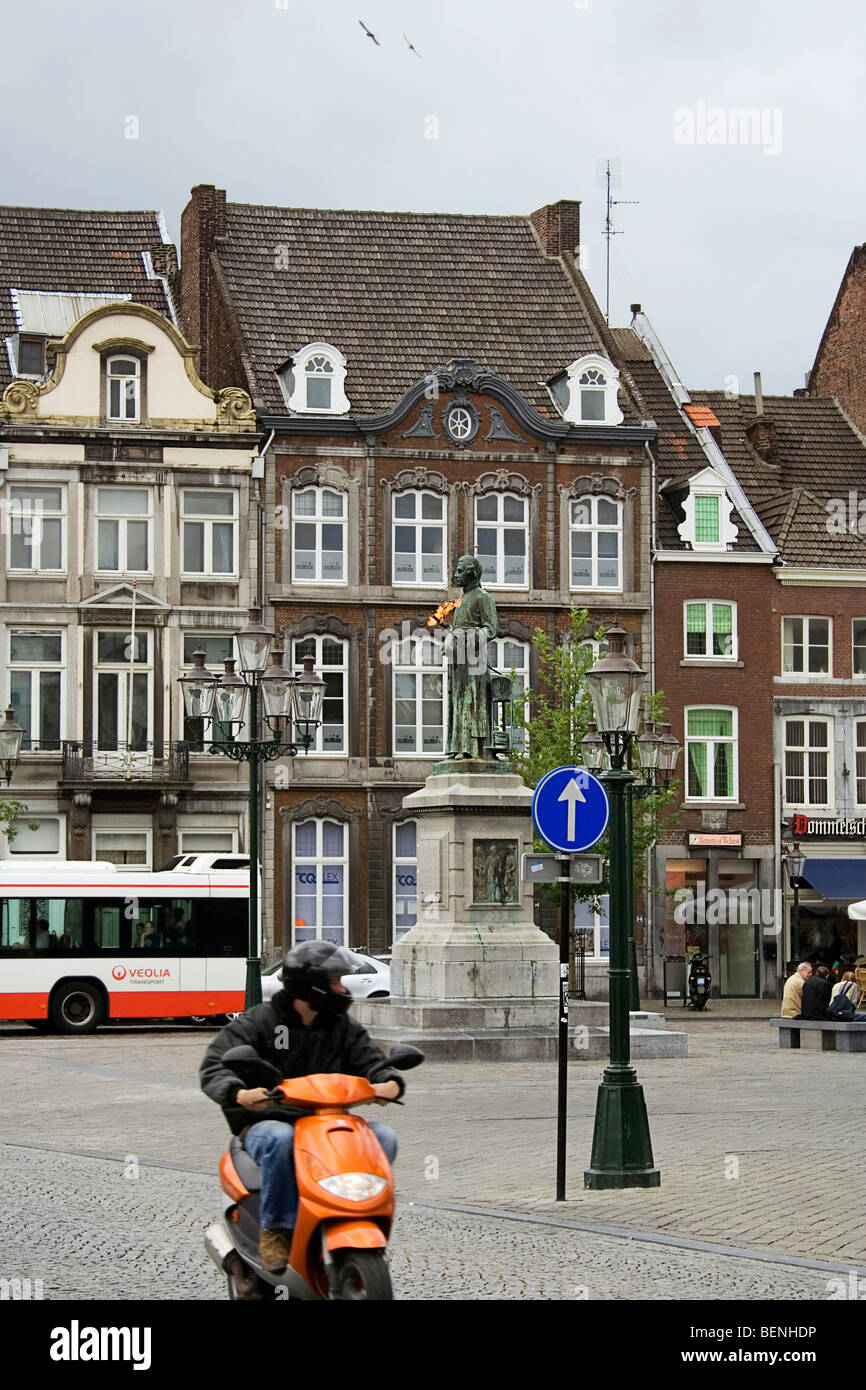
[200,940,403,1274]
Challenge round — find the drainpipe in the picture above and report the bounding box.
[645,439,658,996]
[254,428,274,953]
[773,755,782,998]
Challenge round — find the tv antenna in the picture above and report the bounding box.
[596,158,638,324]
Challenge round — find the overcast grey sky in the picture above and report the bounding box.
[3,0,864,395]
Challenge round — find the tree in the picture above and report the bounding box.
[512,607,678,906]
[0,797,39,850]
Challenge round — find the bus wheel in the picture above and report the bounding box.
[51,983,104,1035]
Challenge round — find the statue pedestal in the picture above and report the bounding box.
[389,763,557,1011]
[353,760,688,1062]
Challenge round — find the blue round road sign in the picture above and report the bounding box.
[531,765,610,853]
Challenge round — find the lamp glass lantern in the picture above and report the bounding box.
[586,625,646,735]
[0,707,24,782]
[179,649,218,721]
[259,647,294,722]
[291,656,326,748]
[580,721,607,770]
[656,722,681,777]
[214,658,249,726]
[636,720,661,774]
[236,605,273,675]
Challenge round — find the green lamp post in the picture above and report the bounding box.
[179,607,324,1010]
[580,626,661,1189]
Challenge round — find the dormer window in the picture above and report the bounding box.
[284,342,350,415]
[676,468,739,552]
[106,355,141,422]
[562,354,624,426]
[18,336,46,377]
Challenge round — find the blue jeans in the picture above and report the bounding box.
[244,1119,398,1231]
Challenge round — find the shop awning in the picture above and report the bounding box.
[801,858,866,902]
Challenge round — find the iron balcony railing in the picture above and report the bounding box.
[61,740,191,783]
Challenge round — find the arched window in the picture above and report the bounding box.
[570,495,622,590]
[489,637,529,751]
[292,486,346,583]
[393,634,446,756]
[106,354,141,422]
[393,820,418,941]
[284,342,350,415]
[293,818,347,944]
[563,355,623,426]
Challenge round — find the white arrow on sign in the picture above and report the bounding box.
[557,776,586,843]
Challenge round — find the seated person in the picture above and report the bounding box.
[830,971,866,1021]
[801,963,833,1020]
[135,920,163,949]
[34,918,52,950]
[780,962,811,1018]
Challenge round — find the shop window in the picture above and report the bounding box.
[393,820,417,942]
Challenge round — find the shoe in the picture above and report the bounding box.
[259,1229,292,1272]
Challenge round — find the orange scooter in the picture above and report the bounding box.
[204,1043,424,1301]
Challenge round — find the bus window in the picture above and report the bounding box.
[192,898,246,956]
[1,899,31,950]
[93,903,122,950]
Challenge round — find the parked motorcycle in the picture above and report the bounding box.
[204,1042,424,1301]
[686,954,711,1010]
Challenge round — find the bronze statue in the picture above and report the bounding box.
[444,555,498,759]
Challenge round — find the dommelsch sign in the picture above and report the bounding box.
[791,814,866,838]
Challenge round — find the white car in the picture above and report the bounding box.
[260,951,391,1003]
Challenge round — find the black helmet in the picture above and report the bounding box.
[280,940,360,1014]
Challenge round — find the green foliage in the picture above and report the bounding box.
[0,798,39,847]
[512,608,679,906]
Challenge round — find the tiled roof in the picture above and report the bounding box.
[683,403,720,429]
[0,206,174,393]
[691,391,866,565]
[215,203,641,418]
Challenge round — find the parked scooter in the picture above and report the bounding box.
[204,1042,424,1301]
[686,954,711,1010]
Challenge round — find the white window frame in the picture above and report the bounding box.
[5,814,65,858]
[292,634,348,755]
[781,616,832,677]
[95,486,152,575]
[853,620,866,678]
[574,893,610,961]
[92,825,153,868]
[677,469,738,552]
[6,483,66,574]
[683,600,738,660]
[855,722,866,808]
[392,634,446,757]
[292,818,348,944]
[489,636,529,751]
[474,492,528,589]
[391,489,446,587]
[569,495,623,591]
[286,342,350,415]
[393,819,418,943]
[181,489,238,579]
[93,627,153,753]
[783,716,834,810]
[106,354,141,423]
[178,829,239,854]
[292,486,346,586]
[8,627,65,751]
[685,705,739,803]
[563,354,624,426]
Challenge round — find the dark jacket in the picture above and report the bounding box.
[800,975,832,1021]
[199,989,405,1135]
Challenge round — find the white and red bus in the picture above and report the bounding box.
[0,857,254,1032]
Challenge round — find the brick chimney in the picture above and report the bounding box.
[529,200,581,259]
[745,371,779,463]
[180,184,227,382]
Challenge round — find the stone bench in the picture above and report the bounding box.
[771,1019,866,1052]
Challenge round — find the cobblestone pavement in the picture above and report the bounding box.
[0,1012,863,1299]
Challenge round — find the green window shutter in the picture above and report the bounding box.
[686,603,706,655]
[694,496,720,543]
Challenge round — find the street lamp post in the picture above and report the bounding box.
[786,844,805,963]
[179,607,324,1010]
[580,627,679,1190]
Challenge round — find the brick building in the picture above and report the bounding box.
[179,186,660,991]
[627,309,866,996]
[808,243,866,436]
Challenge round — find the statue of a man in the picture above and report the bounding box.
[444,554,498,759]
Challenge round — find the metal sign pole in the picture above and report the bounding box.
[556,861,569,1202]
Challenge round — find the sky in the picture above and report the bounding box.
[2,0,864,396]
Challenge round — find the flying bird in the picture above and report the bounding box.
[403,32,422,57]
[358,19,380,45]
